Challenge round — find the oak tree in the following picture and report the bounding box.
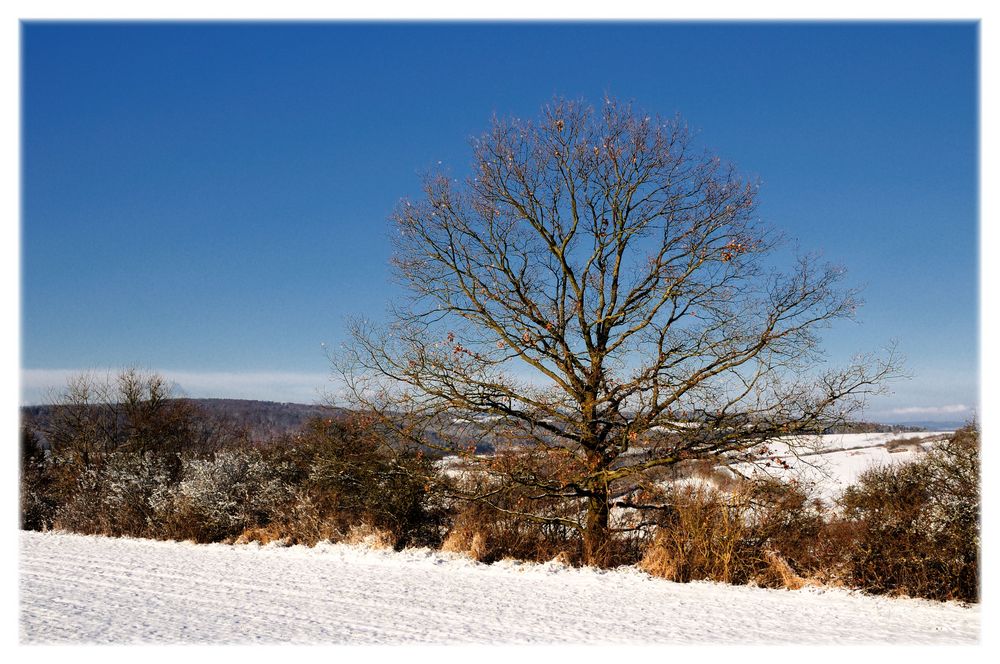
[341,97,899,565]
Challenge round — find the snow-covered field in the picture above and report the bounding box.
[732,431,952,503]
[20,530,978,644]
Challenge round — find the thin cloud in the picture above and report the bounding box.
[886,404,971,416]
[21,368,338,405]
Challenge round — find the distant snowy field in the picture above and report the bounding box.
[20,530,977,644]
[732,431,954,502]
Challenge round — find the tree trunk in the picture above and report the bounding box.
[582,485,611,567]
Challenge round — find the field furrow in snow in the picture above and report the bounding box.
[20,530,978,644]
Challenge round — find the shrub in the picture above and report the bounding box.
[291,416,444,548]
[24,369,247,538]
[173,448,299,542]
[97,451,174,537]
[50,450,176,537]
[837,423,979,602]
[744,477,828,577]
[20,423,55,531]
[243,490,345,546]
[440,490,580,564]
[640,483,754,584]
[640,478,824,588]
[439,452,584,564]
[50,466,107,534]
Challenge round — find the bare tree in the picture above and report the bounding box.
[43,368,234,468]
[340,97,900,566]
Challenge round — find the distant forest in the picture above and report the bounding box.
[21,399,346,445]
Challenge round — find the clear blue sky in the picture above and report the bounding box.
[20,21,979,422]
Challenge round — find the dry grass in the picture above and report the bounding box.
[639,484,752,584]
[344,522,397,549]
[885,436,925,453]
[235,524,290,546]
[638,538,681,580]
[884,433,948,453]
[754,550,809,590]
[638,479,834,590]
[441,523,488,561]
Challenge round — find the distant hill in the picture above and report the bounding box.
[21,399,346,444]
[23,398,939,445]
[879,420,965,432]
[822,421,929,434]
[184,399,347,440]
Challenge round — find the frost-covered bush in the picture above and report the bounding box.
[174,448,298,542]
[22,369,254,539]
[51,466,107,534]
[48,451,175,537]
[100,451,175,536]
[20,424,55,531]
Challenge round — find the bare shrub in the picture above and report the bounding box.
[98,451,174,537]
[838,423,979,602]
[24,369,249,540]
[441,454,584,565]
[441,489,579,565]
[640,484,753,584]
[258,492,345,546]
[23,372,452,549]
[51,450,174,537]
[51,467,106,534]
[744,477,827,577]
[292,416,445,549]
[640,478,826,589]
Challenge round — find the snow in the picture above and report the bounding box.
[19,530,978,645]
[731,432,953,503]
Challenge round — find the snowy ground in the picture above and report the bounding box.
[20,530,978,645]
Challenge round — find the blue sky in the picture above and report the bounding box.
[20,21,979,422]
